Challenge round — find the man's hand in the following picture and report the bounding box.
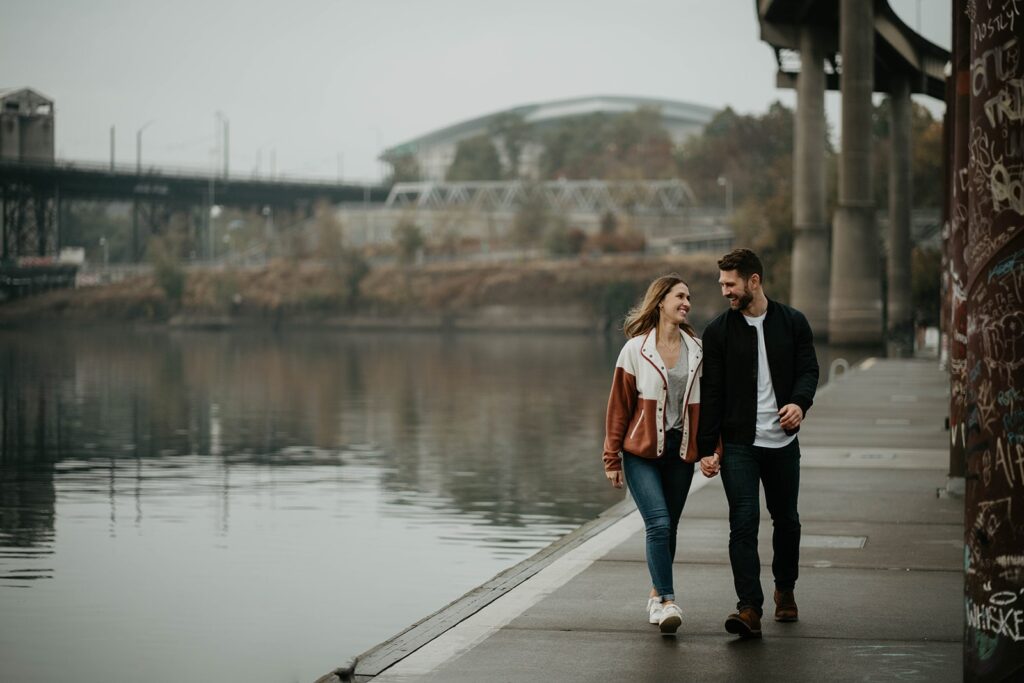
[778,403,804,430]
[699,453,721,478]
[606,470,624,489]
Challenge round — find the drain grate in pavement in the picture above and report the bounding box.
[801,535,867,549]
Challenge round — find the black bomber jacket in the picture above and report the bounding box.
[696,299,819,456]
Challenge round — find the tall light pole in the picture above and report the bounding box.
[215,111,229,179]
[717,175,733,216]
[136,120,155,175]
[223,115,229,179]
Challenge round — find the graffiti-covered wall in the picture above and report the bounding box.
[960,0,1024,680]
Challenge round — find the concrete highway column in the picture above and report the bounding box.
[829,0,882,344]
[887,71,913,354]
[790,26,829,337]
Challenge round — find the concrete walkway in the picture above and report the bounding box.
[334,358,962,682]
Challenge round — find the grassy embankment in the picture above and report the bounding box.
[0,254,725,332]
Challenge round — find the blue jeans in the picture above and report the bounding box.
[720,438,801,616]
[622,429,695,602]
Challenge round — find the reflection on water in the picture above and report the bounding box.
[0,328,627,682]
[0,328,869,682]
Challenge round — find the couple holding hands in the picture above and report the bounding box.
[602,248,819,637]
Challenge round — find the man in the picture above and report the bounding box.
[697,248,819,639]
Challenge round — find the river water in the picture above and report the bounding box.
[0,328,865,682]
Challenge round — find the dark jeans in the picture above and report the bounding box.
[622,429,695,602]
[720,438,801,616]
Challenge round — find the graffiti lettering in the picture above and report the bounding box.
[1004,411,1024,444]
[959,166,972,193]
[971,126,1001,179]
[972,0,1022,50]
[994,436,1024,486]
[953,421,969,448]
[985,79,1024,128]
[977,380,1000,430]
[972,37,1021,96]
[988,247,1024,301]
[998,387,1023,407]
[995,555,1024,582]
[991,162,1024,214]
[969,498,1013,574]
[979,310,1024,380]
[992,591,1021,606]
[966,598,1024,642]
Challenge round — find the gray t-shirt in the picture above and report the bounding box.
[664,349,690,431]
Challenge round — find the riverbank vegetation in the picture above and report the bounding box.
[0,254,723,331]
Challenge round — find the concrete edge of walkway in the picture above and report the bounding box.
[327,496,639,681]
[316,356,885,683]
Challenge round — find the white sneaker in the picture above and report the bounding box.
[646,597,663,625]
[659,603,682,634]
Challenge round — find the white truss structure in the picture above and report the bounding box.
[385,179,697,214]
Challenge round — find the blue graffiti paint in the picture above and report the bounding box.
[998,388,1023,406]
[988,248,1024,282]
[970,361,984,383]
[1004,412,1024,445]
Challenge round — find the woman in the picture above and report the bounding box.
[602,274,703,634]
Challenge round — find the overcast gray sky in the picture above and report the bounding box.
[2,0,950,182]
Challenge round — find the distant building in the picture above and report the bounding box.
[381,94,717,181]
[0,87,55,163]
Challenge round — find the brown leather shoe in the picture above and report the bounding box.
[724,607,762,638]
[774,589,798,622]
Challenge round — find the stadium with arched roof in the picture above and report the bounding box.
[380,94,718,181]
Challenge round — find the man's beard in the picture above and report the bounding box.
[731,292,754,311]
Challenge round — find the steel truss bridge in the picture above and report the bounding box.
[385,179,698,214]
[0,160,388,261]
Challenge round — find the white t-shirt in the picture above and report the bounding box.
[743,312,796,448]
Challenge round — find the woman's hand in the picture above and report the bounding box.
[605,470,624,489]
[699,453,721,478]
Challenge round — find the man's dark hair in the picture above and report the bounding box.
[718,248,764,282]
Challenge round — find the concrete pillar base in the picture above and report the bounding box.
[791,223,830,338]
[936,476,965,499]
[828,203,882,345]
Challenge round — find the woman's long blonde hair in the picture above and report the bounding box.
[622,273,696,339]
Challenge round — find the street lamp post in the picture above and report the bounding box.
[136,120,155,175]
[209,204,222,261]
[262,205,274,242]
[717,175,733,217]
